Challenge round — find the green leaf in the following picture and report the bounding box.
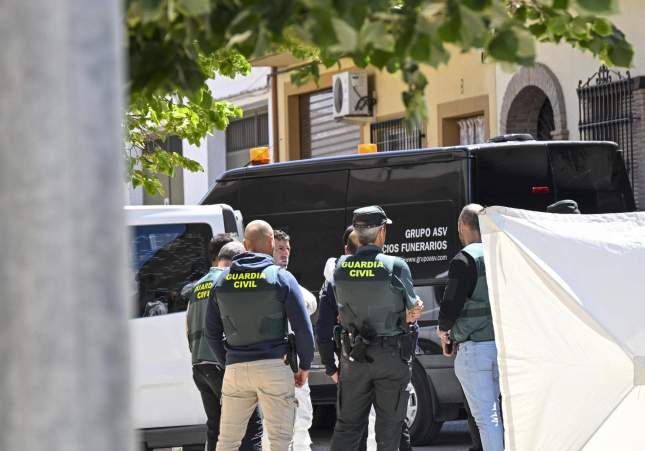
[607,41,634,67]
[593,18,613,36]
[576,0,618,13]
[438,4,461,42]
[529,23,548,38]
[515,28,536,60]
[488,28,518,61]
[552,0,570,9]
[360,21,395,52]
[459,5,487,47]
[177,0,211,16]
[571,16,590,39]
[547,15,569,36]
[331,18,358,52]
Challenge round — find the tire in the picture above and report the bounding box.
[407,360,443,446]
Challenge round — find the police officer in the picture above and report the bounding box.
[329,206,422,451]
[437,204,503,451]
[206,220,315,451]
[186,239,262,451]
[319,226,414,451]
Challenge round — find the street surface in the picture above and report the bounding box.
[310,420,471,451]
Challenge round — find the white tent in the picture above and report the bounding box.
[479,206,645,451]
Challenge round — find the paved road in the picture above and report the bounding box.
[310,420,472,451]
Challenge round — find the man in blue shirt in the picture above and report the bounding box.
[206,220,315,451]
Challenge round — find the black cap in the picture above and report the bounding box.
[547,199,581,214]
[352,205,392,228]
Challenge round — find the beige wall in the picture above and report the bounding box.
[276,50,497,161]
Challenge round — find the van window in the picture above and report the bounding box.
[549,144,635,213]
[474,145,554,211]
[132,223,212,318]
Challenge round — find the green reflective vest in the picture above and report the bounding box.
[216,265,287,347]
[187,267,223,364]
[451,243,495,343]
[333,253,407,337]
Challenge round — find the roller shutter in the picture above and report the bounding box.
[300,89,361,158]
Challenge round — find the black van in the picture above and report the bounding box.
[201,137,635,444]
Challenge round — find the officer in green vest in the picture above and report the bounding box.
[186,238,262,451]
[329,206,423,451]
[437,204,503,451]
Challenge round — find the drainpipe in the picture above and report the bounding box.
[271,66,280,163]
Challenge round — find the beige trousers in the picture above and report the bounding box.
[216,359,297,451]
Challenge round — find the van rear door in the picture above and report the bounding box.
[474,143,554,211]
[548,142,635,213]
[474,142,635,213]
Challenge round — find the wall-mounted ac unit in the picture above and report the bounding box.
[332,71,372,119]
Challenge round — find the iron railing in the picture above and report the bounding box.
[371,118,422,151]
[578,65,634,184]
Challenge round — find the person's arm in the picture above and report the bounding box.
[281,271,315,371]
[205,289,227,366]
[299,285,318,316]
[438,251,477,332]
[316,280,339,376]
[393,258,418,309]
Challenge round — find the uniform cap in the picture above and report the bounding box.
[352,205,392,228]
[547,199,581,214]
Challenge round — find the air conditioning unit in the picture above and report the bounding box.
[332,71,372,119]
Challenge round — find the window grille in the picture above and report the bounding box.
[370,118,422,151]
[578,65,634,184]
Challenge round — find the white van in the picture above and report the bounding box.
[126,204,243,450]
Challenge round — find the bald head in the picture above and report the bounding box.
[244,220,275,255]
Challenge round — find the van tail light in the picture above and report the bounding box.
[531,186,551,194]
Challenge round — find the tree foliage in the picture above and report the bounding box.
[126,0,632,194]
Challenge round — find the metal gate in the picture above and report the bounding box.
[578,65,634,184]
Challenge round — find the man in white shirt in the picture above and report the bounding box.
[271,230,316,451]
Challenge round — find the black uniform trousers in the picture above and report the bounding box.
[357,416,412,451]
[192,363,263,451]
[330,342,412,451]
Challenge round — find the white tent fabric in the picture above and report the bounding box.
[479,207,645,451]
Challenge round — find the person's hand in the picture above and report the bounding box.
[294,369,309,388]
[436,326,450,343]
[330,372,338,384]
[436,327,454,356]
[406,298,424,323]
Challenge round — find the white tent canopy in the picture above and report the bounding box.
[479,207,645,451]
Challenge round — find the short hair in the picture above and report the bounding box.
[218,241,246,261]
[459,204,484,235]
[346,231,358,255]
[209,233,236,262]
[342,225,356,254]
[274,229,290,242]
[355,225,382,246]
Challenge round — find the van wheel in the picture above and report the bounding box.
[408,361,443,445]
